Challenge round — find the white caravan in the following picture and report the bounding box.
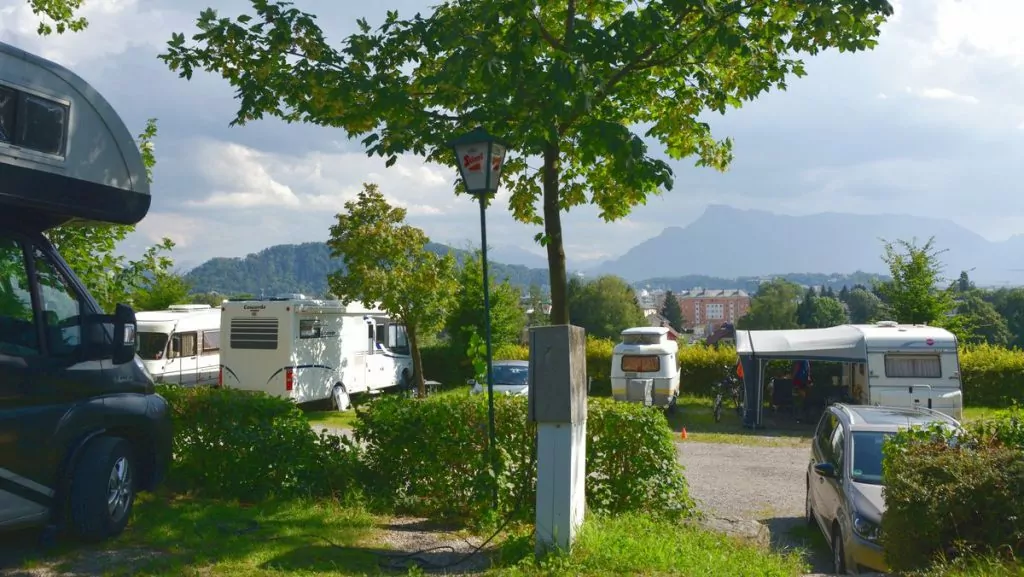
[136,305,222,386]
[610,326,681,410]
[735,322,963,422]
[219,298,413,410]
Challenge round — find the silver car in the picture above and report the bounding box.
[469,360,529,396]
[806,403,961,575]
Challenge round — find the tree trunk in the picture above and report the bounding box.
[408,325,426,398]
[542,142,569,325]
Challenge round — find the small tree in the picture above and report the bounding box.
[796,286,818,327]
[846,287,883,324]
[567,275,647,340]
[446,250,526,361]
[660,290,685,332]
[326,183,459,397]
[874,237,955,326]
[736,278,801,330]
[808,296,849,328]
[132,269,193,311]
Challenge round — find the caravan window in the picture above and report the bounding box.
[884,354,942,378]
[299,319,323,339]
[387,324,410,355]
[201,330,220,353]
[621,355,660,372]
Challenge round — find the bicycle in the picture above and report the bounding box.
[713,369,745,423]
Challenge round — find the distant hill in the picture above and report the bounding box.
[589,205,1024,286]
[182,240,888,297]
[183,241,551,296]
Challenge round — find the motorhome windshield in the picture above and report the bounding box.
[137,332,168,360]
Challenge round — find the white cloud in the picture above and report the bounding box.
[183,139,457,217]
[915,87,979,104]
[0,0,194,65]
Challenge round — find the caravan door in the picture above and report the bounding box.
[364,320,390,391]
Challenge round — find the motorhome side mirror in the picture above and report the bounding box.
[813,462,837,478]
[111,303,137,365]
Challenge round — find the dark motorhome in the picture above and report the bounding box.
[0,40,171,543]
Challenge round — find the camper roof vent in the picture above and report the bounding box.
[167,304,212,311]
[875,320,898,328]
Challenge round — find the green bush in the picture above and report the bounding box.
[881,410,1024,572]
[157,384,362,502]
[353,393,692,523]
[959,344,1024,407]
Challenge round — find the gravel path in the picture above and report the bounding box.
[677,440,808,520]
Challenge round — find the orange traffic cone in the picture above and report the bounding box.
[680,427,688,440]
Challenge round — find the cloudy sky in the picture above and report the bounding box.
[1,0,1022,271]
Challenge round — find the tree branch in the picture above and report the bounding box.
[532,13,564,51]
[564,0,576,45]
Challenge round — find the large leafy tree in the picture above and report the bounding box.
[446,250,526,361]
[326,183,459,397]
[567,275,647,339]
[874,237,956,326]
[159,0,894,324]
[736,278,801,330]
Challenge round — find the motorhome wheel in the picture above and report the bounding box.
[68,436,136,543]
[333,384,351,412]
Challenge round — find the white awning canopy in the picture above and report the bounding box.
[734,326,868,362]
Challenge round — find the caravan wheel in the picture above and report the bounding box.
[333,385,351,412]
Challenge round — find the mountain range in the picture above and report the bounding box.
[181,206,1024,295]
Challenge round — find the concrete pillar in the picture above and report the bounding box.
[527,324,587,556]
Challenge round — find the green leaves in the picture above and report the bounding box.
[161,0,893,323]
[875,237,957,326]
[25,0,87,36]
[326,183,459,394]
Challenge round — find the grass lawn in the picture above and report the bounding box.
[14,493,381,576]
[667,395,814,449]
[14,498,811,577]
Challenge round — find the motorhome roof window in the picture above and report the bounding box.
[621,333,662,345]
[0,83,69,157]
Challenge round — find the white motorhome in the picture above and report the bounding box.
[136,305,221,386]
[735,322,963,424]
[219,298,413,410]
[610,326,681,410]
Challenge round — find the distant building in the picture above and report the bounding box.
[674,289,751,333]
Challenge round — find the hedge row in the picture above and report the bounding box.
[422,340,1024,406]
[354,393,691,523]
[155,385,692,524]
[881,409,1024,571]
[156,385,363,501]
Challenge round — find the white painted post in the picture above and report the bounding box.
[527,324,587,557]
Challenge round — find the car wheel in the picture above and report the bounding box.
[68,436,136,543]
[832,524,848,575]
[333,384,351,411]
